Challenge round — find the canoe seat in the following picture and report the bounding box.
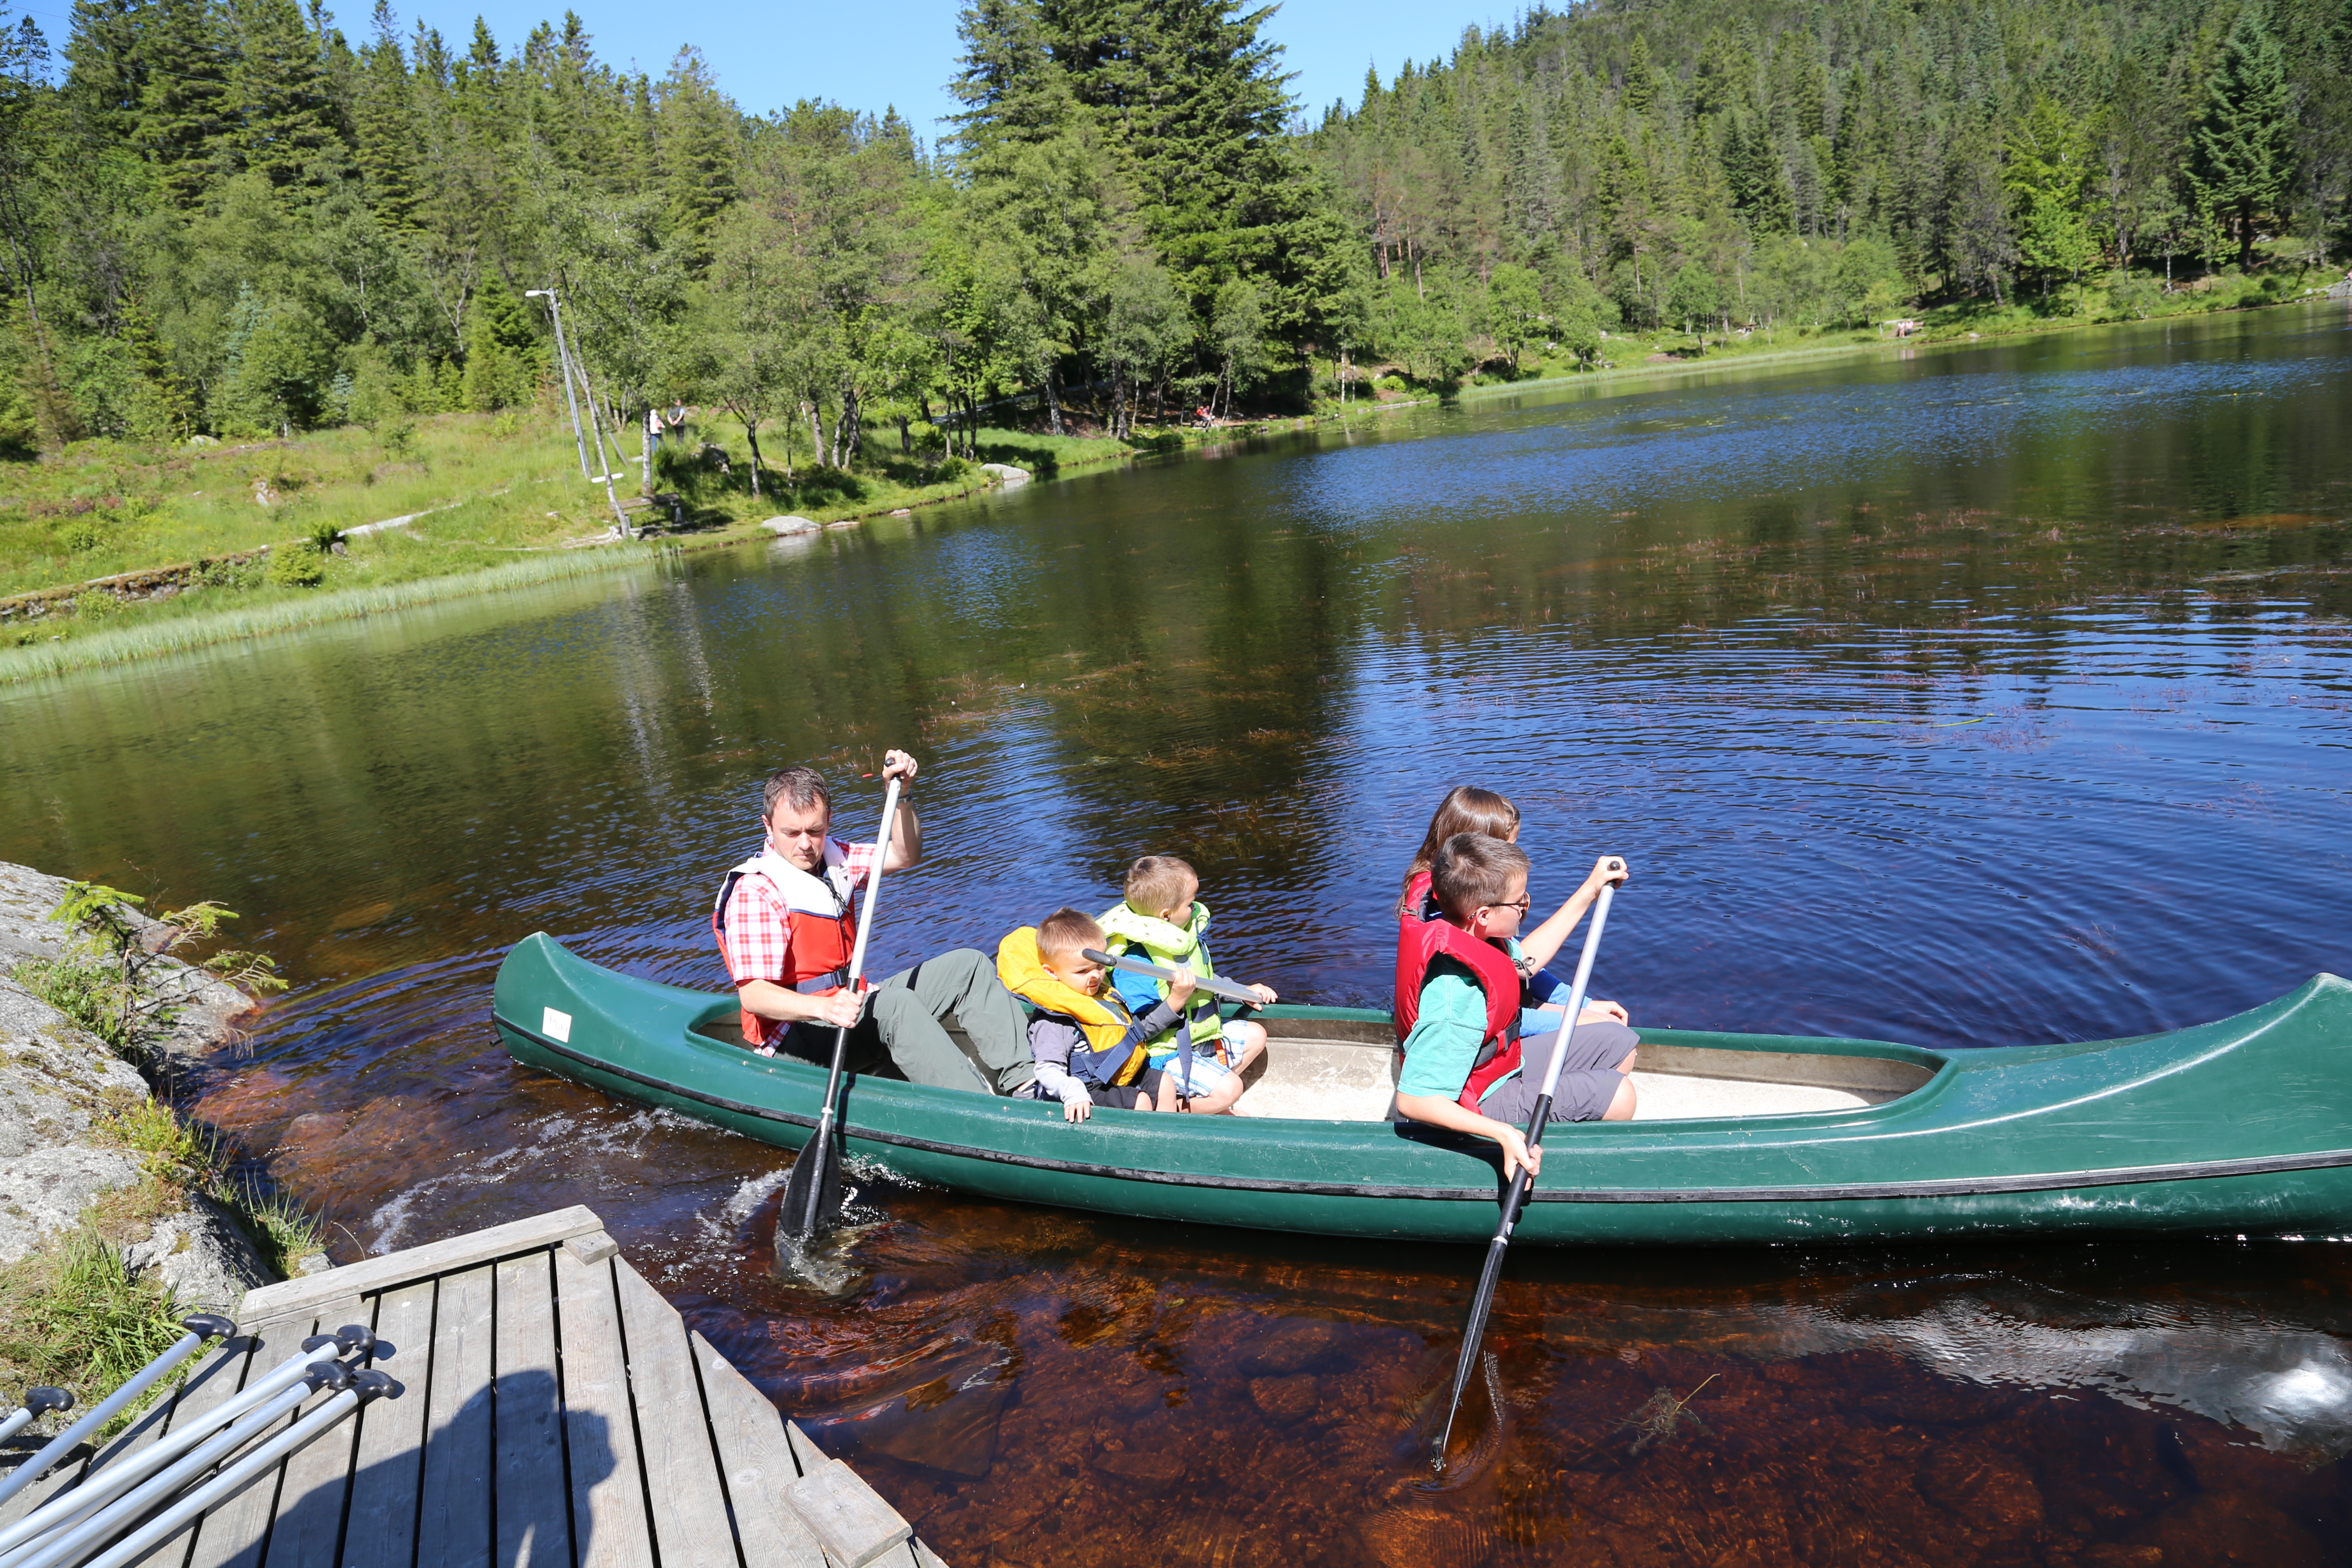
[1230,1024,1931,1123]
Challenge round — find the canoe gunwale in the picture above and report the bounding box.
[496,1015,2352,1207]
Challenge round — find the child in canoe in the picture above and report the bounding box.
[1393,834,1638,1181]
[1099,854,1278,1115]
[996,908,1194,1119]
[1396,786,1630,1032]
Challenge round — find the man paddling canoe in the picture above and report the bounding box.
[713,753,1035,1095]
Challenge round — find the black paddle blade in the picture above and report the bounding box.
[1430,1229,1513,1470]
[776,1118,843,1244]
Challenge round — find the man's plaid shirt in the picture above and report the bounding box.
[716,837,880,986]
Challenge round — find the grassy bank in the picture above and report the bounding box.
[0,413,1138,681]
[1416,260,2340,404]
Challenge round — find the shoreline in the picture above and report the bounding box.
[1,292,2333,688]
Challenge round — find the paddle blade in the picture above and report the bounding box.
[776,1119,843,1244]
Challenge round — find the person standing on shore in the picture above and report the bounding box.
[712,753,1036,1096]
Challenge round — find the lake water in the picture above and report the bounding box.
[4,305,2350,1565]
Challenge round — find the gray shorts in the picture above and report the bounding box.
[1482,1020,1639,1124]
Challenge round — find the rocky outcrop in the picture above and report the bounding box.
[0,860,280,1313]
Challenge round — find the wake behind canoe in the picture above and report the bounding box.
[493,933,2352,1246]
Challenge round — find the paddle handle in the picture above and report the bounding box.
[1525,861,1623,1133]
[1081,949,1262,1009]
[842,775,904,992]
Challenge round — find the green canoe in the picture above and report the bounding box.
[493,932,2352,1246]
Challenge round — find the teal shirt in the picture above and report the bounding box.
[1395,939,1521,1106]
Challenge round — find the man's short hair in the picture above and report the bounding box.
[1037,907,1106,962]
[762,766,831,821]
[1123,854,1197,917]
[1431,833,1530,921]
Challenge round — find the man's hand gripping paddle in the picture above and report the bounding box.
[776,774,903,1245]
[1429,857,1626,1473]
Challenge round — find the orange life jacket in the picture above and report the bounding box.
[1394,877,1526,1111]
[712,841,859,1048]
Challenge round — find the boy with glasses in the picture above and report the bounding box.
[1392,834,1638,1182]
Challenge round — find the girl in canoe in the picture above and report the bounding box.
[1396,785,1630,1031]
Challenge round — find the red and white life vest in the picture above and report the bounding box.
[1394,888,1526,1111]
[712,840,861,1048]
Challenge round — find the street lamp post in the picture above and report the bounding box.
[527,288,632,539]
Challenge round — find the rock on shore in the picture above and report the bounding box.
[0,861,278,1312]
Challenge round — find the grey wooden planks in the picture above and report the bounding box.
[237,1207,604,1323]
[552,1246,655,1568]
[612,1260,740,1568]
[185,1307,346,1568]
[413,1264,494,1568]
[492,1251,570,1568]
[780,1460,911,1568]
[336,1278,435,1568]
[256,1298,369,1568]
[690,1331,827,1568]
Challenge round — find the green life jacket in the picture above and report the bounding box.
[1096,899,1224,1053]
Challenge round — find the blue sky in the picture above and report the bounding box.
[388,0,1508,140]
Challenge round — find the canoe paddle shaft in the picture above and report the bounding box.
[777,774,904,1244]
[1429,859,1625,1472]
[1080,949,1265,1010]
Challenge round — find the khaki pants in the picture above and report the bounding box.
[780,948,1031,1094]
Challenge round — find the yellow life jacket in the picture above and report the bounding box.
[994,927,1148,1087]
[1097,899,1223,1050]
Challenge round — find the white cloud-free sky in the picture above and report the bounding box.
[386,0,1510,141]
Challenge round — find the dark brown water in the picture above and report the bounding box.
[6,305,2352,1565]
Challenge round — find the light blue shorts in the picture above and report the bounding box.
[1155,1024,1251,1097]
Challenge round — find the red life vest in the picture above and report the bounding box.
[1394,884,1526,1111]
[712,841,861,1048]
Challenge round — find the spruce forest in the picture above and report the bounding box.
[0,0,2345,458]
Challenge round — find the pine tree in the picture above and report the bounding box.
[659,48,738,271]
[62,0,147,145]
[233,0,349,193]
[352,1,419,229]
[137,0,236,210]
[1621,34,1660,116]
[2186,3,2294,268]
[949,0,1075,170]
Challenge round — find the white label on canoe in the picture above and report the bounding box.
[542,1007,573,1043]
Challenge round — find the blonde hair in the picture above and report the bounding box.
[1036,907,1106,962]
[1123,854,1198,919]
[1398,787,1520,916]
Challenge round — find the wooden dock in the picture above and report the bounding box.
[0,1206,946,1568]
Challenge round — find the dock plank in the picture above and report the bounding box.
[553,1249,655,1568]
[187,1307,344,1568]
[413,1265,494,1568]
[493,1250,571,1568]
[337,1278,435,1568]
[238,1207,604,1322]
[128,1316,278,1568]
[258,1298,369,1568]
[691,1331,827,1568]
[613,1260,740,1568]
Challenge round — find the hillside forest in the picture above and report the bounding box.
[0,0,2345,464]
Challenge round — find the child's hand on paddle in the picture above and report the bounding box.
[1583,855,1630,894]
[1493,1123,1540,1182]
[1245,983,1278,1007]
[1167,965,1198,1006]
[809,990,864,1029]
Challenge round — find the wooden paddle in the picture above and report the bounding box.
[776,774,903,1243]
[1429,857,1626,1471]
[1081,949,1266,1009]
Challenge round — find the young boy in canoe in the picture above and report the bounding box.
[996,908,1196,1119]
[1393,834,1638,1180]
[1099,854,1278,1115]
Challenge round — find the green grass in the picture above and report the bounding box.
[13,953,132,1052]
[0,1229,190,1436]
[0,545,668,684]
